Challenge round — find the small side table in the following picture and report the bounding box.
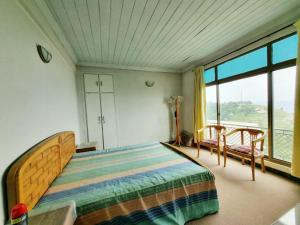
[76,142,97,153]
[6,201,77,225]
[29,205,75,225]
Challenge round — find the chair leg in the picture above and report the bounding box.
[197,142,200,158]
[224,149,227,167]
[251,157,255,181]
[217,147,220,165]
[261,156,266,173]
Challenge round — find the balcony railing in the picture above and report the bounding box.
[207,120,293,162]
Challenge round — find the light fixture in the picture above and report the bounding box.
[145,80,155,87]
[37,44,52,63]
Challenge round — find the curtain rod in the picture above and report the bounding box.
[202,23,295,68]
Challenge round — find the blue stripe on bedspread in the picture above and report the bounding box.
[38,162,206,204]
[73,142,160,159]
[98,190,218,225]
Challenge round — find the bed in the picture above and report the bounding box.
[7,132,219,225]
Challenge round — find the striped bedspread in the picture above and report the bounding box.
[35,142,219,225]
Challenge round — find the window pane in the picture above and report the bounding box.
[219,74,268,154]
[272,34,298,64]
[217,47,267,80]
[273,66,296,162]
[206,86,217,123]
[204,68,215,84]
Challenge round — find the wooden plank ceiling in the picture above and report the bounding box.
[40,0,300,72]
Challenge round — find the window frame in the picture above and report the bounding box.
[204,32,297,166]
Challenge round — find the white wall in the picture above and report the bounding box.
[0,1,80,223]
[182,71,195,133]
[77,67,182,146]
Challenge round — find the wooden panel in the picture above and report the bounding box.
[7,131,75,211]
[137,0,201,65]
[116,0,147,64]
[40,0,300,71]
[159,0,272,66]
[60,132,76,169]
[99,0,111,64]
[128,0,182,65]
[100,75,114,93]
[126,0,170,65]
[112,0,135,64]
[84,74,99,93]
[74,0,97,62]
[108,0,126,64]
[101,93,118,149]
[46,0,87,60]
[63,0,92,61]
[146,0,239,66]
[86,0,104,63]
[85,93,104,148]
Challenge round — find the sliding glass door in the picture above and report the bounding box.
[273,66,296,162]
[206,85,217,124]
[218,74,268,151]
[203,33,297,165]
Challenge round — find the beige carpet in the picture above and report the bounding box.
[181,147,300,225]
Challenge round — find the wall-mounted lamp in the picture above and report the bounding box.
[37,44,52,63]
[145,80,155,87]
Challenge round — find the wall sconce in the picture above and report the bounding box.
[145,80,155,87]
[37,44,52,63]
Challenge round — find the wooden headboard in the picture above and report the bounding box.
[6,131,76,212]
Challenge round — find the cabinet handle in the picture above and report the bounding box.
[102,116,105,124]
[97,116,101,124]
[96,81,99,86]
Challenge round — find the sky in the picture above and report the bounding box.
[206,66,296,113]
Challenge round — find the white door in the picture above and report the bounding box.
[100,75,114,93]
[101,93,117,149]
[85,93,103,149]
[84,74,99,92]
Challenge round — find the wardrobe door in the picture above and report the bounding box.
[85,93,104,149]
[84,74,99,92]
[101,93,117,149]
[99,75,114,93]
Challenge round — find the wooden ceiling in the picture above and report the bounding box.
[36,0,300,72]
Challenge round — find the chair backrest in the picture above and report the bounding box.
[206,125,226,140]
[235,128,264,145]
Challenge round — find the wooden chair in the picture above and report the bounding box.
[223,128,266,181]
[197,125,226,165]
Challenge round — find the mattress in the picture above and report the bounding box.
[34,142,219,225]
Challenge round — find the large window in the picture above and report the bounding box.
[219,74,268,127]
[273,66,296,162]
[204,68,215,84]
[206,86,217,123]
[204,32,297,165]
[217,47,267,80]
[219,75,268,153]
[272,34,298,64]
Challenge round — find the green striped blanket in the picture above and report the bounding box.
[34,142,219,225]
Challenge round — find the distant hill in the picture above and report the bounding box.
[207,101,294,130]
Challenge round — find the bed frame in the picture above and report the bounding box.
[6,131,76,212]
[6,132,214,222]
